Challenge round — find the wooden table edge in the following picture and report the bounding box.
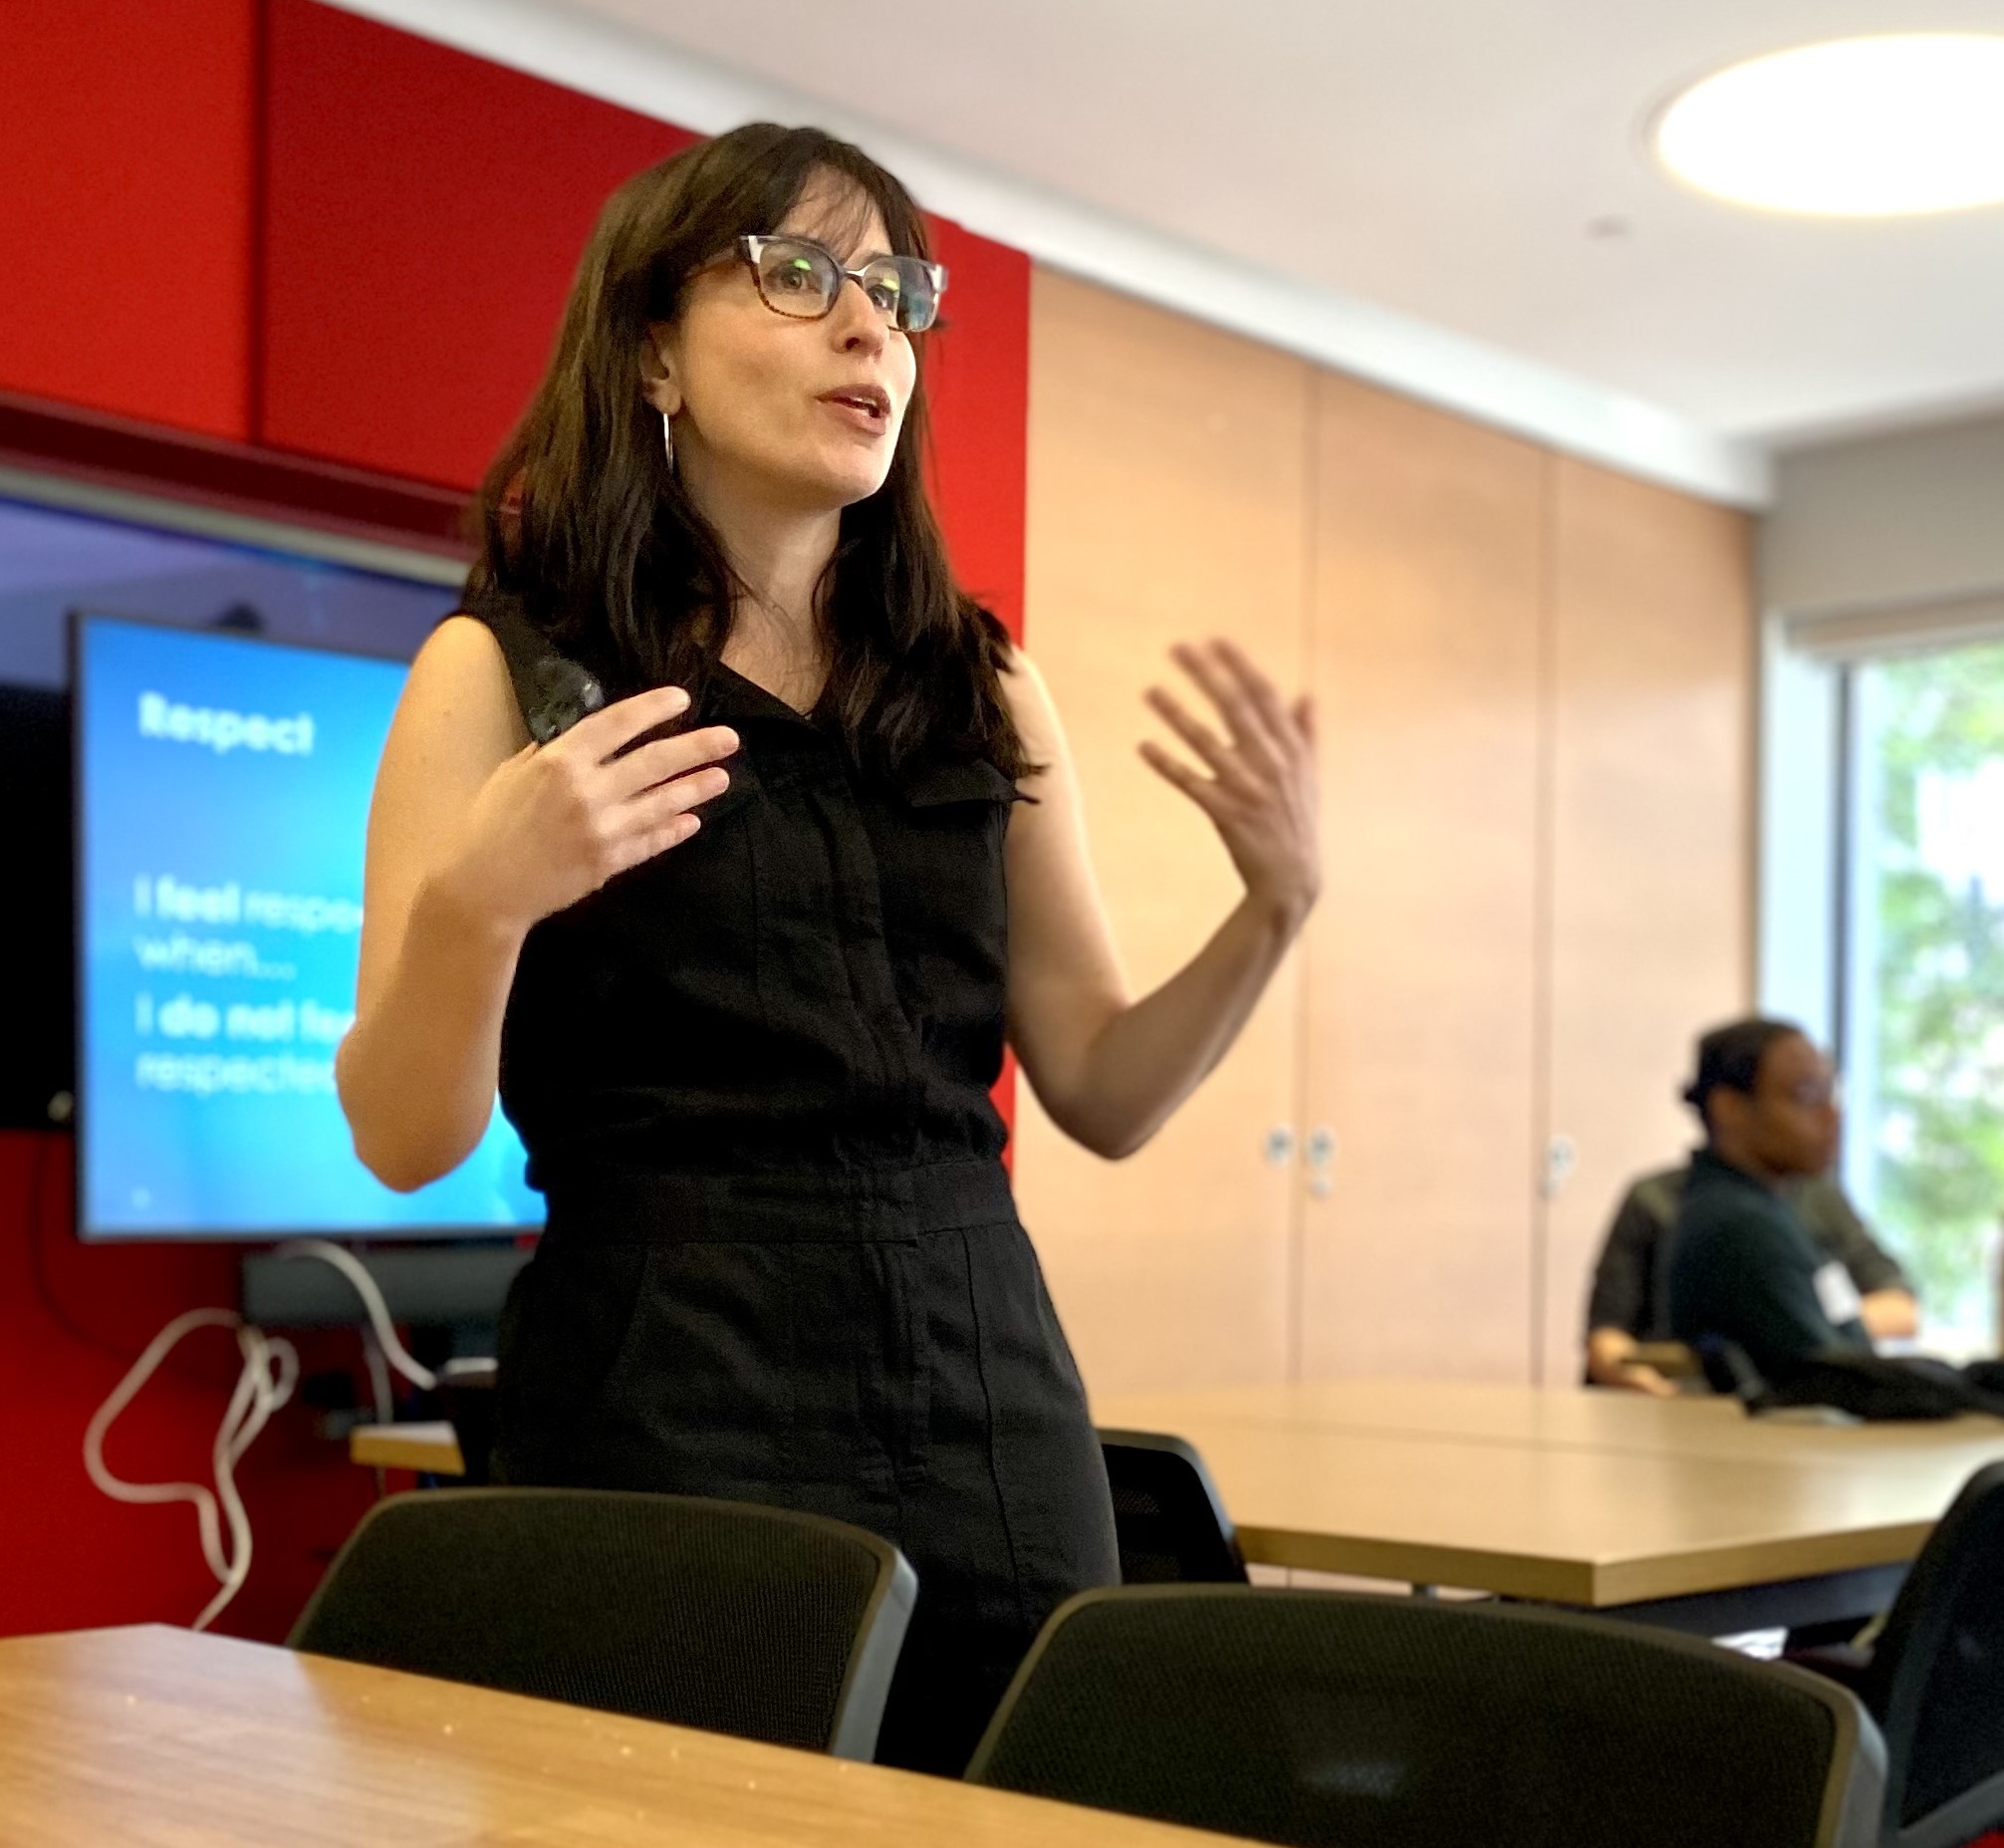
[0,1625,1257,1847]
[1240,1514,1935,1608]
[349,1421,464,1474]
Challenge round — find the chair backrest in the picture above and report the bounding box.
[1097,1429,1248,1584]
[434,1356,497,1485]
[968,1585,1884,1848]
[1861,1460,2004,1848]
[289,1488,916,1760]
[1627,1167,1685,1339]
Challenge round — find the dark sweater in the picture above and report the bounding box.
[1666,1149,1872,1378]
[1587,1163,1907,1341]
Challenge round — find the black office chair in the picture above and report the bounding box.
[1098,1429,1248,1584]
[1790,1461,2004,1847]
[434,1356,497,1484]
[289,1487,916,1760]
[968,1585,1884,1848]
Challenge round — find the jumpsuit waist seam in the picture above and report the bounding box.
[537,1158,1016,1245]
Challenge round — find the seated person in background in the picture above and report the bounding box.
[1665,1017,1895,1383]
[1586,1052,1916,1395]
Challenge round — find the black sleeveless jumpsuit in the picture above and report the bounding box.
[463,604,1120,1774]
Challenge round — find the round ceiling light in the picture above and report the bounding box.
[1654,34,2004,216]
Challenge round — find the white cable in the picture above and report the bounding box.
[84,1309,238,1581]
[274,1240,436,1392]
[84,1242,434,1629]
[192,1325,300,1632]
[359,1325,395,1426]
[83,1309,298,1630]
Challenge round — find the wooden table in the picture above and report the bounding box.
[0,1625,1244,1847]
[351,1418,464,1474]
[1099,1375,2004,1468]
[1094,1378,2004,1632]
[351,1378,2004,1632]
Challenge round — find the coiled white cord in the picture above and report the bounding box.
[83,1309,299,1632]
[82,1241,436,1630]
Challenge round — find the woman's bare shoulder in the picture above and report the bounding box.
[997,641,1066,767]
[400,614,530,757]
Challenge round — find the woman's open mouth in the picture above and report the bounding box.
[818,385,891,435]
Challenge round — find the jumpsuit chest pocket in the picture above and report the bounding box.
[874,758,1022,972]
[896,757,1022,814]
[553,748,767,1029]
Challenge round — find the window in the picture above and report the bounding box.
[1840,641,2004,1346]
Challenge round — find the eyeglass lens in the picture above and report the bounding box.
[751,239,938,333]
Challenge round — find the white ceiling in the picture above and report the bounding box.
[339,0,2004,498]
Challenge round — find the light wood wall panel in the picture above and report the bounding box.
[1013,270,1311,1396]
[1537,457,1756,1382]
[1296,376,1546,1382]
[1016,271,1756,1400]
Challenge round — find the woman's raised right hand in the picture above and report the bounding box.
[430,683,739,936]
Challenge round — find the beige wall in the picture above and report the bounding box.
[1764,411,2004,621]
[1009,276,1309,1396]
[1014,266,1755,1399]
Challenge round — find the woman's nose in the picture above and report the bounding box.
[831,280,887,353]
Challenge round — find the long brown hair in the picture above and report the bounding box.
[465,123,1026,779]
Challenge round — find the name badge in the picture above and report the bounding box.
[1813,1259,1865,1328]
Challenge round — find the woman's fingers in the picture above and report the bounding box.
[1138,738,1227,820]
[1211,638,1303,758]
[1171,642,1285,774]
[603,770,724,872]
[621,763,733,822]
[603,725,740,802]
[1144,687,1264,801]
[1143,641,1322,923]
[603,805,702,878]
[556,682,690,763]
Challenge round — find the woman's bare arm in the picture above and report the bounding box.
[1003,643,1318,1161]
[335,617,736,1190]
[335,617,533,1191]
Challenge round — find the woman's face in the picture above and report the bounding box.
[646,177,917,516]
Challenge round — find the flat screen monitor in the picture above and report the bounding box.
[73,608,543,1240]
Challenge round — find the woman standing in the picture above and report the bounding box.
[337,123,1318,1774]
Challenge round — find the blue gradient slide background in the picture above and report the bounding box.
[78,614,542,1238]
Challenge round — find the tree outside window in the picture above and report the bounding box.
[1847,641,2004,1345]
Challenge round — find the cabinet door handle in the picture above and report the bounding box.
[1542,1134,1579,1200]
[1264,1125,1298,1169]
[1306,1126,1337,1199]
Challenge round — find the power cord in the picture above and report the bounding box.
[83,1309,299,1632]
[272,1239,436,1394]
[82,1239,436,1631]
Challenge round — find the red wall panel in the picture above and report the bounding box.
[261,0,694,488]
[914,218,1032,1135]
[0,0,257,438]
[922,216,1031,646]
[0,1133,378,1642]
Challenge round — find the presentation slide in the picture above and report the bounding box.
[76,613,543,1239]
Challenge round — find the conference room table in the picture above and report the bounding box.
[352,1376,2004,1636]
[0,1625,1245,1847]
[1091,1377,2004,1633]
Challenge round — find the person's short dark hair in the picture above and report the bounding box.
[1680,1017,1806,1131]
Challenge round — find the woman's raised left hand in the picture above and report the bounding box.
[1139,639,1321,928]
